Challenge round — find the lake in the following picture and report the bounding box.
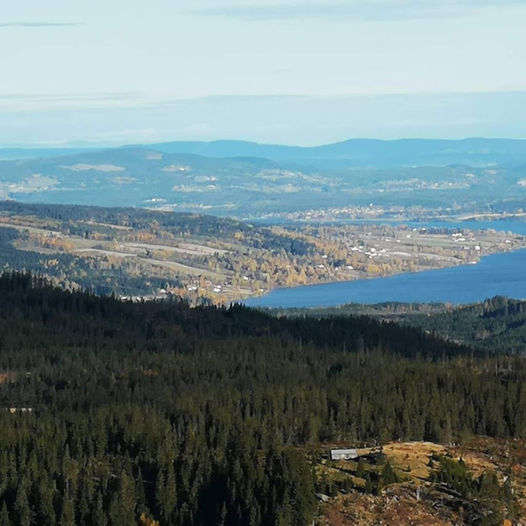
[245,220,526,308]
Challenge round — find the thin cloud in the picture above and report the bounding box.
[0,92,139,103]
[0,22,81,28]
[188,0,523,21]
[0,91,145,113]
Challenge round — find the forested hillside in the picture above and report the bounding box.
[0,273,526,524]
[406,296,526,353]
[275,296,526,355]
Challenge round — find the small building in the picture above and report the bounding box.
[330,449,358,461]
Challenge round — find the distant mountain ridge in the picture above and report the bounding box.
[147,137,526,167]
[3,137,526,167]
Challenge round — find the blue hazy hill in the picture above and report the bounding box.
[1,138,526,217]
[148,138,526,168]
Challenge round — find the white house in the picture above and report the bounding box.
[330,449,358,461]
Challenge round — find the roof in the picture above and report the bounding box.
[330,448,358,459]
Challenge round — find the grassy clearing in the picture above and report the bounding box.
[316,440,526,525]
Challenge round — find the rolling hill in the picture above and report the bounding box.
[1,139,526,219]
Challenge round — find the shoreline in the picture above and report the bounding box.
[243,246,526,308]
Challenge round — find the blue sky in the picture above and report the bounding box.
[1,0,526,146]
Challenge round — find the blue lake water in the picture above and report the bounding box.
[245,220,526,307]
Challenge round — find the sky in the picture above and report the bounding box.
[1,0,526,146]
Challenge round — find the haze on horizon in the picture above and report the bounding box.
[2,0,526,147]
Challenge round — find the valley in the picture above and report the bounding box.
[4,1,526,523]
[1,201,524,303]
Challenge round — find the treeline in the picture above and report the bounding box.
[269,300,449,321]
[0,273,526,525]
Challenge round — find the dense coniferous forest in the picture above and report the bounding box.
[405,296,526,353]
[274,296,526,354]
[1,273,526,525]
